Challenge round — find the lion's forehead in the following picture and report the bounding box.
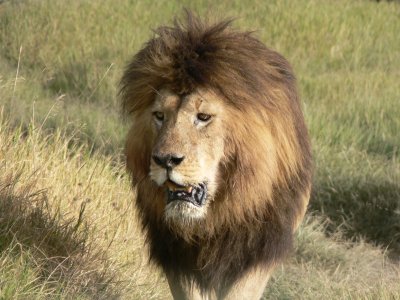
[153,88,223,113]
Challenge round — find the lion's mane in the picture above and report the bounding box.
[120,12,312,292]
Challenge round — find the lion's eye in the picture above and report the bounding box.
[197,113,212,122]
[153,111,164,122]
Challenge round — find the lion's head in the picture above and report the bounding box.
[120,13,312,241]
[148,87,226,223]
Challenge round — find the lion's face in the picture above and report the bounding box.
[149,88,226,223]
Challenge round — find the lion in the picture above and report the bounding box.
[120,12,312,300]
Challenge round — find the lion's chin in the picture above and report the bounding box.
[164,201,207,225]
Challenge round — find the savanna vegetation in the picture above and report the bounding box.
[0,0,399,299]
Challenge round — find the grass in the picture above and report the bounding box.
[0,172,109,299]
[0,114,169,299]
[0,0,399,299]
[265,217,400,299]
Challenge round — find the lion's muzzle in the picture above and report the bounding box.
[165,180,208,207]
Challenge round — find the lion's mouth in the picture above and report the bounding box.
[165,180,207,206]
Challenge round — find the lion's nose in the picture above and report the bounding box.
[152,153,185,169]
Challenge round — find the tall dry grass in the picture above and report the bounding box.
[0,107,169,298]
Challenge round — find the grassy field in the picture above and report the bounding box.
[0,0,399,299]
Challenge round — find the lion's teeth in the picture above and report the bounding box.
[165,180,193,193]
[166,181,173,190]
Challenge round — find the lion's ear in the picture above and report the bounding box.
[125,122,152,185]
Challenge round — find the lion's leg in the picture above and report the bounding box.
[166,273,216,300]
[218,266,274,300]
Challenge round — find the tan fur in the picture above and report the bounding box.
[120,11,312,299]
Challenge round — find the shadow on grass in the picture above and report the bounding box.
[364,138,399,160]
[0,171,119,298]
[44,62,91,99]
[310,178,400,255]
[43,60,114,106]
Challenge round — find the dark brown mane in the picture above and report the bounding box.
[120,11,295,115]
[120,11,312,295]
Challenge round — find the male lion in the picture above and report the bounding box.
[120,12,312,300]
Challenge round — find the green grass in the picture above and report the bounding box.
[265,217,400,299]
[0,0,399,299]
